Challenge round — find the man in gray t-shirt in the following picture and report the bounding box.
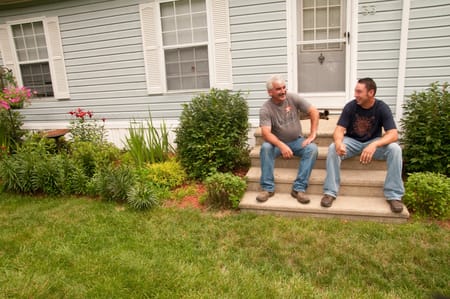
[257,74,319,203]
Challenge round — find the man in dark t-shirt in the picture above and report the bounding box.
[257,74,319,203]
[321,78,405,213]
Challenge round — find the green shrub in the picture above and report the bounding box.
[0,143,65,195]
[403,172,450,219]
[202,172,247,209]
[124,112,174,167]
[140,159,186,190]
[91,164,134,203]
[69,141,121,178]
[400,82,450,175]
[127,182,159,211]
[175,89,250,179]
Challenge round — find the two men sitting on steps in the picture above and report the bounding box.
[257,75,405,213]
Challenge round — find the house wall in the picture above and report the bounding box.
[357,0,403,109]
[1,0,449,147]
[404,0,450,96]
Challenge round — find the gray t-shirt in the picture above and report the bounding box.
[259,92,311,143]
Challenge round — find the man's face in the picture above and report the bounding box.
[354,83,374,106]
[268,80,287,103]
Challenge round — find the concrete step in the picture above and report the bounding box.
[239,192,409,223]
[250,146,387,170]
[245,167,386,197]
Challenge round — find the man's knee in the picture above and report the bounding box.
[260,142,274,155]
[387,143,402,156]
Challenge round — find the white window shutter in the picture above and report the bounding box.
[210,0,233,90]
[139,3,164,94]
[0,24,19,84]
[44,17,70,99]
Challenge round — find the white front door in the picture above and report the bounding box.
[290,0,353,109]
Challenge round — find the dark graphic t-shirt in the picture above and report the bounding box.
[337,99,396,142]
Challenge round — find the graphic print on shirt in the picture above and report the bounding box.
[352,113,375,138]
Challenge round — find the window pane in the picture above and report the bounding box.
[17,49,27,61]
[303,0,314,9]
[329,7,341,27]
[160,2,174,17]
[161,16,176,32]
[316,8,327,28]
[303,10,314,29]
[193,28,208,43]
[163,32,177,45]
[164,45,209,91]
[317,0,327,6]
[191,0,206,13]
[38,47,48,60]
[167,77,181,90]
[175,0,189,14]
[192,12,207,28]
[176,14,191,30]
[20,62,54,97]
[177,29,193,44]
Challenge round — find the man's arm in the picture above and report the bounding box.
[333,125,347,156]
[261,126,294,159]
[303,105,319,147]
[360,129,398,164]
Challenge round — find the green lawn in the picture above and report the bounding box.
[0,193,449,298]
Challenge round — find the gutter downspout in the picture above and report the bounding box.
[395,0,411,124]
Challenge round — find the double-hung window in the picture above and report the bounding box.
[139,0,232,94]
[0,17,69,99]
[161,0,209,90]
[11,21,53,97]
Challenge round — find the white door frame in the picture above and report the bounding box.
[287,0,358,111]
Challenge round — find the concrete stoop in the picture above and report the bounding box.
[239,115,410,223]
[240,192,410,223]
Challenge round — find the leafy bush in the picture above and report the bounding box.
[124,113,174,167]
[403,172,450,219]
[400,82,450,175]
[202,172,247,209]
[91,164,134,203]
[0,142,65,195]
[69,141,121,178]
[139,159,186,190]
[175,89,250,179]
[127,182,159,211]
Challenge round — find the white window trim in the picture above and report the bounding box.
[0,16,70,100]
[139,0,232,95]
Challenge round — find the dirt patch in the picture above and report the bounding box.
[164,183,207,211]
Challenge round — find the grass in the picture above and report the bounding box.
[0,193,449,298]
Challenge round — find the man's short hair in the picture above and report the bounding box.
[266,74,285,90]
[358,77,377,95]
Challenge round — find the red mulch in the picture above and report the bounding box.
[164,183,207,211]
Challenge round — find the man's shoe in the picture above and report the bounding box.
[388,199,403,213]
[256,190,274,202]
[321,194,335,208]
[291,190,310,204]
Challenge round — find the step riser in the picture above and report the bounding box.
[246,181,384,197]
[250,157,387,170]
[255,136,334,147]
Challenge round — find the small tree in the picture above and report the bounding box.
[400,82,449,176]
[175,89,250,179]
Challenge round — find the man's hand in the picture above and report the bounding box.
[302,133,316,147]
[279,143,294,159]
[360,142,377,164]
[335,143,347,156]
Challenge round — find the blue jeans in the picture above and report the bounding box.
[323,137,405,200]
[260,137,318,192]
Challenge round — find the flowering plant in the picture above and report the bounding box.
[68,108,106,144]
[0,86,33,110]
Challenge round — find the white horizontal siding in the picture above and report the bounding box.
[404,0,450,95]
[229,0,287,121]
[0,0,197,129]
[357,0,403,109]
